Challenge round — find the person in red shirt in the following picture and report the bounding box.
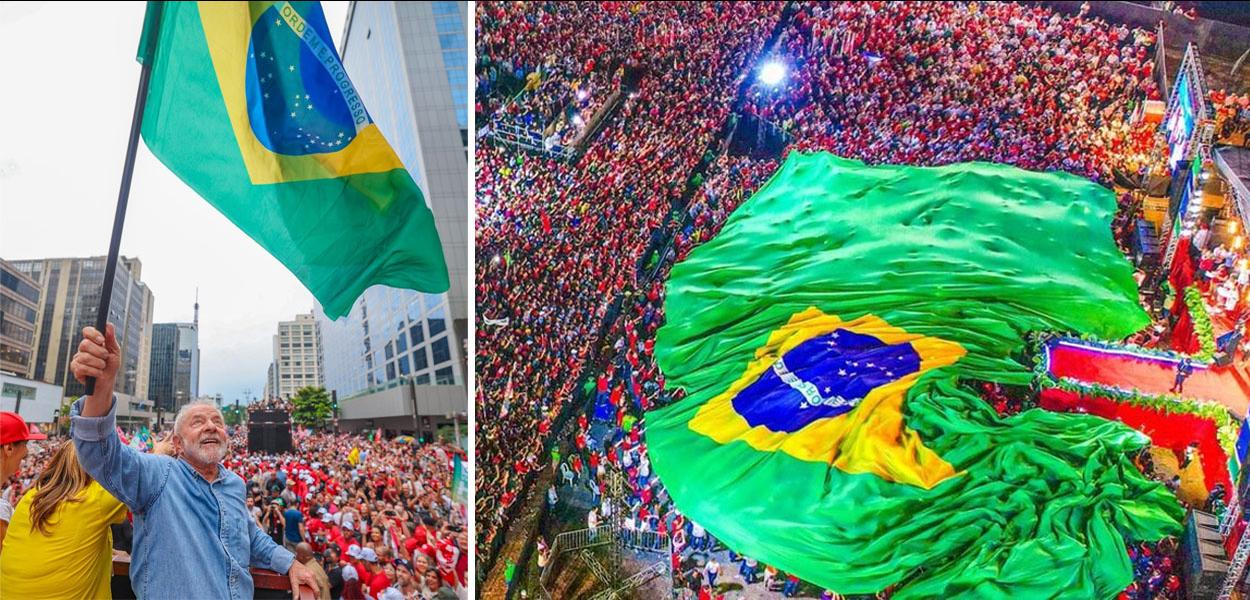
[361,548,390,599]
[343,544,367,595]
[404,537,420,563]
[435,533,460,587]
[341,559,365,600]
[308,508,328,536]
[330,525,349,555]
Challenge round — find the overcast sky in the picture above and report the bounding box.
[0,1,349,404]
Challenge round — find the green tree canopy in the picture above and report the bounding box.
[290,386,334,429]
[222,404,246,427]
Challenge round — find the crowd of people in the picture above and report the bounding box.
[474,0,1202,596]
[480,54,620,152]
[1194,231,1249,317]
[474,0,785,563]
[1212,89,1250,146]
[744,2,1164,183]
[1118,540,1183,600]
[228,427,469,600]
[248,397,295,413]
[0,403,466,600]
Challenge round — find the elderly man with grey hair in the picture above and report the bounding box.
[68,323,319,599]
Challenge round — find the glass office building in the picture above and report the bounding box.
[316,1,468,399]
[148,321,199,412]
[11,256,154,400]
[1,259,41,375]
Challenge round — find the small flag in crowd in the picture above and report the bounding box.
[452,455,468,505]
[348,446,360,466]
[136,1,448,319]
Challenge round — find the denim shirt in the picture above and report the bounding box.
[71,397,295,599]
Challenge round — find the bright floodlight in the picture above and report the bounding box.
[759,61,786,86]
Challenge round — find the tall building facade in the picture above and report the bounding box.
[317,1,468,400]
[270,313,322,399]
[0,259,41,375]
[11,256,154,400]
[148,320,199,413]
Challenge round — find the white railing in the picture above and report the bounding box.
[619,529,671,553]
[539,525,615,588]
[555,524,615,553]
[539,525,672,598]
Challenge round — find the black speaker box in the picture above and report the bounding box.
[1182,510,1230,600]
[248,422,293,454]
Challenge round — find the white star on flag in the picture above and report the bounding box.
[288,65,296,72]
[837,369,847,376]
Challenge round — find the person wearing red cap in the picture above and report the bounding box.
[0,410,46,547]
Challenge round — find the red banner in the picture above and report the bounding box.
[1039,387,1229,491]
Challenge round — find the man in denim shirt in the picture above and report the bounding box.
[69,324,319,599]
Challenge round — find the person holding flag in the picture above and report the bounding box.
[68,323,320,598]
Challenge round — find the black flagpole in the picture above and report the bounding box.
[87,2,163,395]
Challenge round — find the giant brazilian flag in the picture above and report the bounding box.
[137,2,448,318]
[649,152,1183,599]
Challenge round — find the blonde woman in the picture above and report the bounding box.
[0,442,127,599]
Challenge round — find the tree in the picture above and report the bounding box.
[290,386,334,429]
[222,404,246,427]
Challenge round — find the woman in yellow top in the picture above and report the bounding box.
[0,441,127,599]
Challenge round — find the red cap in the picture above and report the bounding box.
[1,411,47,445]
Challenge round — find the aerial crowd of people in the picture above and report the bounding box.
[473,0,1210,597]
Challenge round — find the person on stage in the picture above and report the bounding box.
[67,324,320,598]
[1170,357,1194,393]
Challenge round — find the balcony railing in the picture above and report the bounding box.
[112,556,316,600]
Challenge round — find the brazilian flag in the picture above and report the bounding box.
[137,2,448,318]
[648,152,1183,598]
